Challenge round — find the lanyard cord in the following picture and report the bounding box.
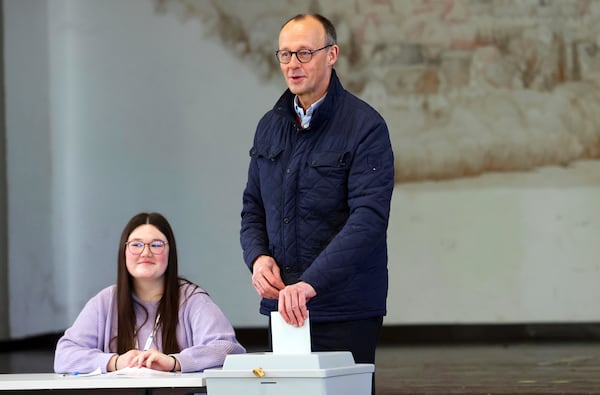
[134,313,161,351]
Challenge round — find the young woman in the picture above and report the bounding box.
[54,212,245,374]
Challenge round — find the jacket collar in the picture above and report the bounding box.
[274,69,343,129]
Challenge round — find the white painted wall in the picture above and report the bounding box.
[5,0,282,337]
[389,167,600,324]
[4,0,600,338]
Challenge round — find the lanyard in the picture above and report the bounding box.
[135,313,161,351]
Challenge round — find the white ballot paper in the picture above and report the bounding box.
[270,311,311,354]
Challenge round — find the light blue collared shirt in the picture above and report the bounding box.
[294,94,326,129]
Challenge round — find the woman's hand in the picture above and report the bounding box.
[132,348,179,371]
[111,349,143,371]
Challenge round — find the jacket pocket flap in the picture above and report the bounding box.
[308,151,348,167]
[250,144,284,160]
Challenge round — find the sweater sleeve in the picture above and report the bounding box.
[171,289,246,372]
[54,286,117,374]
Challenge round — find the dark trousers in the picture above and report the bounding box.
[268,316,383,394]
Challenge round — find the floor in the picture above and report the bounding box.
[3,343,600,394]
[374,343,600,394]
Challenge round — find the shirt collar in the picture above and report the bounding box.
[294,94,326,129]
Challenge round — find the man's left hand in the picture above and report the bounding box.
[278,281,317,327]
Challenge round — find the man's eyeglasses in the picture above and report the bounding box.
[275,45,333,64]
[125,240,168,255]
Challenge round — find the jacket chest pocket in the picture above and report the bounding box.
[250,144,284,173]
[304,151,350,190]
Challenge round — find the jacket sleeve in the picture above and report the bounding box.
[54,288,116,374]
[240,124,271,270]
[173,292,246,372]
[300,115,395,293]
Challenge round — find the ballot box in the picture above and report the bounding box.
[203,351,374,395]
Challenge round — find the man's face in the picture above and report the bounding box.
[278,17,338,109]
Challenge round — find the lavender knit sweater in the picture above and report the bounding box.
[54,282,245,373]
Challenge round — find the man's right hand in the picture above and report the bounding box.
[252,255,285,299]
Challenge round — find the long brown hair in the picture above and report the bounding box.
[114,212,181,354]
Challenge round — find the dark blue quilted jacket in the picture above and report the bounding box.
[240,70,394,322]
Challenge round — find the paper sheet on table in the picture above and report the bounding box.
[270,311,311,354]
[107,367,180,377]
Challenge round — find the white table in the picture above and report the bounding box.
[0,372,206,394]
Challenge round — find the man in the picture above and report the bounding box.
[240,13,394,367]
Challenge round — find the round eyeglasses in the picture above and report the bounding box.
[275,44,333,64]
[125,240,168,255]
